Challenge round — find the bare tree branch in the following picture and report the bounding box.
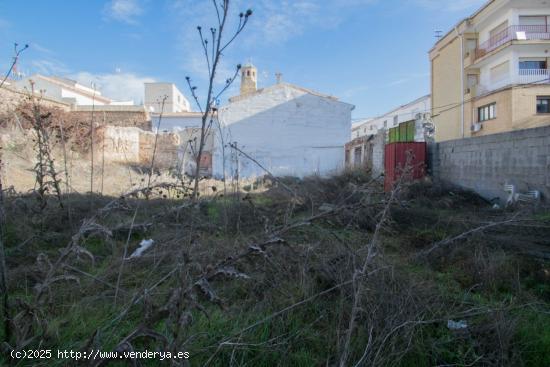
[0,43,28,89]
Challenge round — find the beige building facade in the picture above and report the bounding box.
[430,0,550,142]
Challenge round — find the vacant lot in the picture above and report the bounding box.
[1,172,549,366]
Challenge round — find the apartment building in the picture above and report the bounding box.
[351,95,431,140]
[144,82,191,113]
[430,0,550,141]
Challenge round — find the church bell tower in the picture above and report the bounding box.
[240,63,257,96]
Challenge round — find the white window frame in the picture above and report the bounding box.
[478,102,497,122]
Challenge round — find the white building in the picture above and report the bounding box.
[144,82,191,113]
[351,118,374,139]
[352,95,431,139]
[15,74,113,106]
[215,64,354,178]
[472,5,550,95]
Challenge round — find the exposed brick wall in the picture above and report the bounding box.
[139,131,180,169]
[429,125,550,203]
[96,126,181,170]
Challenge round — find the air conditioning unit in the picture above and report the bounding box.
[471,122,482,132]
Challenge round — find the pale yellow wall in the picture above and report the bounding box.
[431,36,464,142]
[512,85,550,130]
[469,88,513,137]
[468,85,550,137]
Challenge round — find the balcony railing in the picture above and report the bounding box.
[473,69,550,96]
[474,25,550,60]
[517,68,550,84]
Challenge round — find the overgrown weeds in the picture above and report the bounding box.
[0,174,549,366]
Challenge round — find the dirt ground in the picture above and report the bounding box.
[1,127,264,198]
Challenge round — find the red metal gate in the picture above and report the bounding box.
[384,142,427,192]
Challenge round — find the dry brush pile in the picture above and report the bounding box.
[0,170,549,366]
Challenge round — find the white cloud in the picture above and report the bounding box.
[248,0,366,44]
[31,59,70,75]
[173,0,378,48]
[103,0,144,24]
[170,0,379,90]
[30,43,55,55]
[385,72,429,87]
[71,71,155,104]
[413,0,486,12]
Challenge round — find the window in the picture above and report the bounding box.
[489,21,509,40]
[537,96,550,114]
[487,21,510,50]
[383,120,387,128]
[519,16,547,26]
[478,103,496,122]
[519,59,547,72]
[393,115,398,126]
[467,74,478,88]
[465,39,477,53]
[466,74,479,94]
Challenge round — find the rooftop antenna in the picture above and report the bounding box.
[434,30,443,40]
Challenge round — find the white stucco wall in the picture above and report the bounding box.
[476,4,550,44]
[14,76,109,106]
[15,77,63,100]
[152,114,203,132]
[215,84,353,179]
[61,88,106,105]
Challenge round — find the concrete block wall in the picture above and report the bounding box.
[429,125,550,202]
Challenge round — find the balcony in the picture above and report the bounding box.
[473,69,550,96]
[517,68,550,84]
[474,25,550,61]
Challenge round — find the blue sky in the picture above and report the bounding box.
[0,0,486,118]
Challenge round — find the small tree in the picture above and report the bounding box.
[186,0,252,200]
[21,81,64,210]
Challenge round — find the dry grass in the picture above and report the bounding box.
[0,167,549,366]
